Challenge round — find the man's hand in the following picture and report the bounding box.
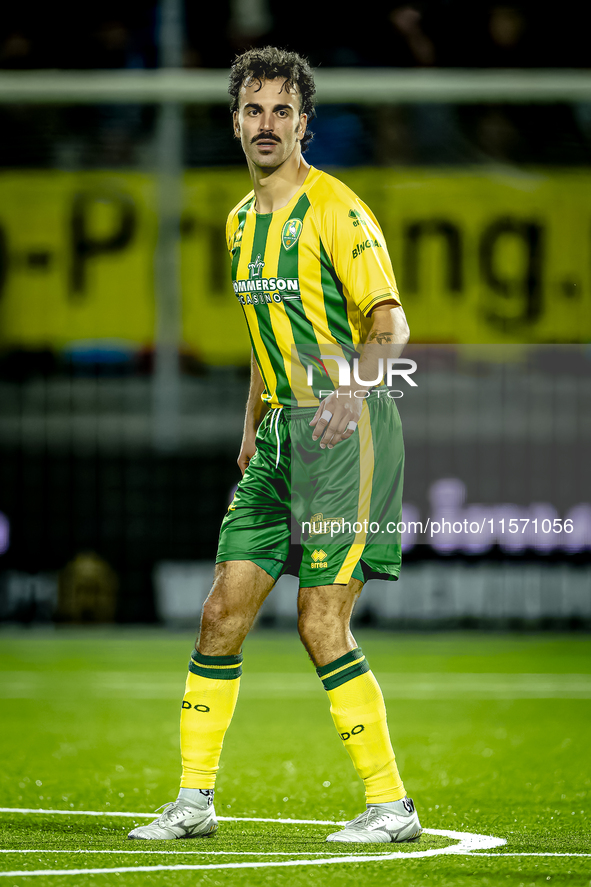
[237,433,257,475]
[310,386,364,449]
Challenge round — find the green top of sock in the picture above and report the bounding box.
[316,647,364,679]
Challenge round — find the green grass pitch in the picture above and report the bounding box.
[0,628,590,885]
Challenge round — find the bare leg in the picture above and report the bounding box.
[128,560,277,837]
[298,576,408,810]
[297,577,364,666]
[197,560,276,655]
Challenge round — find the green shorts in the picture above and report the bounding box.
[216,392,404,587]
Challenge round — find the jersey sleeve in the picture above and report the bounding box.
[225,209,237,255]
[321,195,401,316]
[225,191,254,255]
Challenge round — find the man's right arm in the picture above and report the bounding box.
[238,352,269,475]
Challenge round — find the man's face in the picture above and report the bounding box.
[233,77,307,171]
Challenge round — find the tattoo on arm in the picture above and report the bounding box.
[368,330,394,345]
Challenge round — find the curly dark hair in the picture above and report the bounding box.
[228,46,316,152]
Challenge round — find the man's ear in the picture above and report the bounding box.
[233,110,241,139]
[296,113,308,141]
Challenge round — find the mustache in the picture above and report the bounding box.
[251,133,281,144]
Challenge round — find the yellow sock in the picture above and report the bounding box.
[317,648,406,804]
[180,650,242,790]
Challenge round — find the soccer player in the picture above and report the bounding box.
[129,46,422,845]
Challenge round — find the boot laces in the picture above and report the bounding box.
[152,801,196,825]
[347,807,393,829]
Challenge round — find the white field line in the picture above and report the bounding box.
[1,808,587,877]
[2,851,591,879]
[453,852,591,857]
[0,810,499,846]
[0,809,341,824]
[0,808,504,875]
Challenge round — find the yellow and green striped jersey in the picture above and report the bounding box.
[226,166,401,408]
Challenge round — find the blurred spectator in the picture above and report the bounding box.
[388,4,437,66]
[489,5,526,51]
[0,31,34,69]
[479,4,536,67]
[471,106,524,162]
[228,0,272,51]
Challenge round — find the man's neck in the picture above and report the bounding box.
[249,152,311,214]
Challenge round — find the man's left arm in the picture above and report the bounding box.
[310,302,410,448]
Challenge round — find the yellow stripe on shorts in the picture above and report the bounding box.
[334,402,375,584]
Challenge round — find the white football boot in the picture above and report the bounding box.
[326,796,422,844]
[128,795,217,840]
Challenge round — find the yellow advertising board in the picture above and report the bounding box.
[0,168,589,364]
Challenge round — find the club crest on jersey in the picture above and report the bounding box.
[308,512,345,536]
[282,218,303,250]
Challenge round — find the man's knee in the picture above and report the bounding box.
[200,582,252,634]
[297,580,363,646]
[198,587,254,656]
[198,561,276,651]
[200,589,230,630]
